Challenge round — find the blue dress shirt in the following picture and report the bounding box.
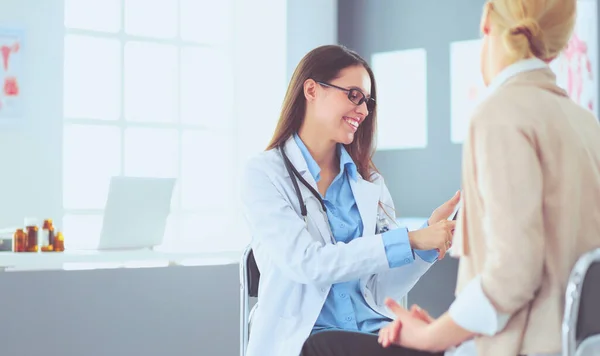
[293,134,438,334]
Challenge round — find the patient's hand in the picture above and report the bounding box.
[378,299,433,349]
[409,304,435,324]
[379,298,474,352]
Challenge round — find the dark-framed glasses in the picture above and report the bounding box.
[317,81,375,112]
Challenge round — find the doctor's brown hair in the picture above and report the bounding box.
[266,45,379,182]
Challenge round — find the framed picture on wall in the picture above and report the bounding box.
[549,0,598,119]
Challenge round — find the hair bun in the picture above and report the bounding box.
[492,0,575,62]
[504,17,545,58]
[510,18,542,39]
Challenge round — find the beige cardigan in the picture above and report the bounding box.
[452,68,600,355]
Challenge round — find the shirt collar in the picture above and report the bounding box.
[293,133,358,183]
[486,57,548,94]
[339,144,358,182]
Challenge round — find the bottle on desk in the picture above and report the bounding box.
[25,225,38,253]
[40,219,55,252]
[53,232,65,252]
[13,228,27,252]
[12,219,65,253]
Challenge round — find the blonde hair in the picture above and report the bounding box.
[484,0,577,62]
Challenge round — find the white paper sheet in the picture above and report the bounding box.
[449,39,486,144]
[372,48,428,150]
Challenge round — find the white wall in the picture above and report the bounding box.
[233,0,288,178]
[286,0,338,80]
[0,0,64,229]
[233,0,338,171]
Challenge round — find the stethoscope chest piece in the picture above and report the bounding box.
[376,212,391,234]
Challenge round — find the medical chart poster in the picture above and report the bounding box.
[0,27,24,123]
[449,39,486,144]
[371,48,428,151]
[549,0,598,119]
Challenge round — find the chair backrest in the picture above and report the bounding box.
[563,248,600,355]
[576,257,600,348]
[240,246,260,356]
[246,248,260,298]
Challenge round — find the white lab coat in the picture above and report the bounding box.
[241,136,435,356]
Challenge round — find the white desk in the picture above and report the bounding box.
[0,249,241,271]
[0,219,427,271]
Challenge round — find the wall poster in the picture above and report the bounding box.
[0,27,24,123]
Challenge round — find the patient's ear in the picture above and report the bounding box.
[480,2,492,36]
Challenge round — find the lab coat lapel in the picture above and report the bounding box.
[350,177,380,236]
[283,137,319,189]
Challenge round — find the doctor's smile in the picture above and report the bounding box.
[342,116,361,132]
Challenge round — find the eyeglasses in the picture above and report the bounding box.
[316,81,376,112]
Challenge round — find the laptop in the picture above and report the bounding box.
[98,176,176,250]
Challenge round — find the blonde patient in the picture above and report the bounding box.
[301,0,600,355]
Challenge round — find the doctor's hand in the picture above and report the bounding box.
[407,220,455,259]
[428,190,461,226]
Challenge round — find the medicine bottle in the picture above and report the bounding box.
[13,229,26,252]
[53,232,65,252]
[25,225,39,252]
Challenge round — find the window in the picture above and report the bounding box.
[63,0,238,251]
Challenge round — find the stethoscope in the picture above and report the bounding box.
[279,145,393,234]
[279,145,327,224]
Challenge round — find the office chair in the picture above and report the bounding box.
[240,245,260,356]
[562,247,600,356]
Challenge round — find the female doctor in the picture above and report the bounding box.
[241,44,459,356]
